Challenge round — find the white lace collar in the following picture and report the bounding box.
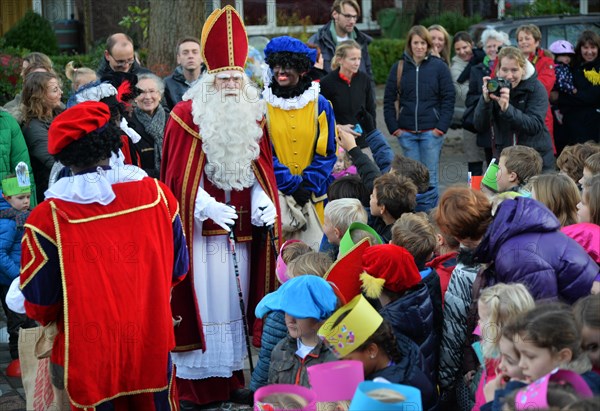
[262,81,320,110]
[44,165,148,205]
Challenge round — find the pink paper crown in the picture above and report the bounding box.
[515,369,593,410]
[275,239,302,284]
[255,384,316,411]
[307,360,364,402]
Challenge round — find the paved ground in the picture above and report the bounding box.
[0,85,468,409]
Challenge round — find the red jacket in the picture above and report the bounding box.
[528,48,556,152]
[426,251,458,307]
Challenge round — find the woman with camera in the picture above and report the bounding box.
[474,46,554,171]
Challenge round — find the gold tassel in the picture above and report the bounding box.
[360,272,385,299]
[584,68,600,86]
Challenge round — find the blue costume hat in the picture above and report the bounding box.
[349,381,423,411]
[264,36,317,64]
[255,276,337,320]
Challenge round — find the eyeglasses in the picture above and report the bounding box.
[340,13,359,20]
[109,54,135,68]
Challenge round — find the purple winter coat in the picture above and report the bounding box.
[474,197,598,304]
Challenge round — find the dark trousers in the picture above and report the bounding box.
[0,284,37,359]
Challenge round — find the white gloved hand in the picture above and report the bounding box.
[255,200,277,227]
[251,182,277,227]
[203,201,238,231]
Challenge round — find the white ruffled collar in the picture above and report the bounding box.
[262,81,320,110]
[44,165,148,205]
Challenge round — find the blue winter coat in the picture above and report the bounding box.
[474,197,598,303]
[0,193,26,285]
[250,310,288,392]
[379,283,439,386]
[369,332,438,411]
[383,53,455,135]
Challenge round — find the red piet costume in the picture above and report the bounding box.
[160,5,281,406]
[20,102,189,410]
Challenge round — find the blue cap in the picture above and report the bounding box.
[264,36,317,64]
[255,276,338,320]
[349,381,423,411]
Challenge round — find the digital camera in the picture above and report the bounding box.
[487,78,511,96]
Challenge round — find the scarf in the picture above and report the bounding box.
[0,207,30,228]
[133,106,165,172]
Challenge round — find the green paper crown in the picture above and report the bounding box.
[339,222,383,257]
[2,162,31,196]
[481,162,499,192]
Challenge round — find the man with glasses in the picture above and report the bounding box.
[97,33,151,77]
[308,0,374,82]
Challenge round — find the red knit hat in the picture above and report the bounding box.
[360,244,421,298]
[48,101,111,155]
[201,5,248,73]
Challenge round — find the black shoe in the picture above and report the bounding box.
[179,400,203,411]
[230,388,254,406]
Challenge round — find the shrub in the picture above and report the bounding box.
[419,11,482,36]
[3,10,59,56]
[368,38,405,85]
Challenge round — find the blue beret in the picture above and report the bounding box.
[255,276,338,320]
[264,36,317,64]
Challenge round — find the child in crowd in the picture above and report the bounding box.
[529,173,580,227]
[473,283,535,411]
[573,294,600,375]
[484,303,600,410]
[507,304,600,392]
[0,166,36,377]
[250,240,312,393]
[286,251,333,278]
[257,276,338,386]
[327,174,369,203]
[332,147,357,179]
[322,198,368,257]
[556,143,600,185]
[360,243,438,387]
[368,172,417,243]
[391,154,438,212]
[390,212,443,374]
[580,152,600,187]
[496,145,542,196]
[549,40,577,95]
[319,295,438,411]
[578,174,600,225]
[65,61,97,92]
[426,207,459,304]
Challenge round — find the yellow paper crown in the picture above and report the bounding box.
[318,295,383,358]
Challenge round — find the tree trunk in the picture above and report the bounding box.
[147,0,205,77]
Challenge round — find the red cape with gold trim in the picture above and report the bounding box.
[161,99,281,351]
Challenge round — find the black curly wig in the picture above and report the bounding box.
[265,51,313,98]
[54,121,123,169]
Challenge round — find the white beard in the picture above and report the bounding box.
[185,73,266,191]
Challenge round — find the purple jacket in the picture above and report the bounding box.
[474,197,598,303]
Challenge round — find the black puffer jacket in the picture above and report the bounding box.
[369,332,438,411]
[96,57,151,78]
[379,283,439,387]
[473,60,554,170]
[383,53,455,134]
[163,65,205,110]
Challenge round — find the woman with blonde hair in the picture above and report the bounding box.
[428,24,451,66]
[321,40,392,172]
[20,71,63,203]
[530,173,580,226]
[474,46,554,171]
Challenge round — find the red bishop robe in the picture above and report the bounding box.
[161,99,281,352]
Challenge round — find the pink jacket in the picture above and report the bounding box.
[562,223,600,264]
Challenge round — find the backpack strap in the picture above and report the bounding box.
[396,59,404,97]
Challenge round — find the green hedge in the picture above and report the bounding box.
[3,10,59,56]
[0,44,104,106]
[419,12,482,37]
[368,38,405,85]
